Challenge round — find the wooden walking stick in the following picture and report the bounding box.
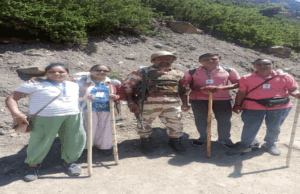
[109,85,119,165]
[286,98,300,167]
[207,92,213,158]
[86,91,93,176]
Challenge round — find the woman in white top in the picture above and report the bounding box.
[6,63,86,182]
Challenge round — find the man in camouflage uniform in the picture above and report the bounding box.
[122,51,190,154]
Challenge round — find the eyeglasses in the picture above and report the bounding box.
[94,69,110,73]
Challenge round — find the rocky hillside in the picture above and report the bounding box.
[0,25,300,133]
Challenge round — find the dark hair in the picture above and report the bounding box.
[253,58,275,65]
[90,65,111,72]
[198,53,221,60]
[45,63,69,73]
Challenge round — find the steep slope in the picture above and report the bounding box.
[0,26,299,132]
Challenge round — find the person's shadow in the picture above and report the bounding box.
[0,128,285,186]
[167,139,287,178]
[77,127,192,168]
[0,138,90,186]
[0,128,188,186]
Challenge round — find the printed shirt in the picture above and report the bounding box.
[184,65,240,100]
[15,81,80,116]
[239,70,299,110]
[122,65,190,102]
[75,76,117,112]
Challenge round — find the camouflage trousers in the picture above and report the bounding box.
[137,101,183,138]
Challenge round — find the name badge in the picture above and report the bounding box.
[95,92,105,98]
[263,84,271,89]
[206,79,213,84]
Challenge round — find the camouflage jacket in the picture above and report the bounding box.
[122,65,190,101]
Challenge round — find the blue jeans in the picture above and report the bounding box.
[190,100,232,143]
[240,108,291,146]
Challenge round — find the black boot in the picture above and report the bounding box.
[141,138,155,154]
[168,138,186,154]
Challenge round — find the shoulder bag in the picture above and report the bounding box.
[242,75,290,108]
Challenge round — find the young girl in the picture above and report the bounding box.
[75,65,120,156]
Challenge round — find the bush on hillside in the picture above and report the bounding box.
[0,0,157,46]
[143,0,300,48]
[81,0,158,35]
[0,0,87,46]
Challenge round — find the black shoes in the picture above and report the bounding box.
[227,142,251,156]
[250,139,260,151]
[141,137,186,154]
[23,164,41,182]
[63,162,82,176]
[168,138,186,154]
[81,147,113,158]
[141,138,155,154]
[99,148,113,157]
[191,139,206,147]
[217,139,235,149]
[227,139,261,156]
[192,139,235,149]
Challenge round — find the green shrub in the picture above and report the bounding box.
[143,0,300,48]
[0,0,87,45]
[2,0,300,49]
[0,0,157,45]
[75,0,157,35]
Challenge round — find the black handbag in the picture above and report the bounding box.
[244,97,290,108]
[241,75,289,107]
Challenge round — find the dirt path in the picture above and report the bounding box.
[1,101,300,194]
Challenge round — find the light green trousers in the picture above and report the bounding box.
[25,114,86,165]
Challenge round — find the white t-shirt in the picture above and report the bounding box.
[15,81,80,116]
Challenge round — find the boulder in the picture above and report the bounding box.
[154,43,163,48]
[168,21,203,34]
[268,46,292,58]
[17,66,45,75]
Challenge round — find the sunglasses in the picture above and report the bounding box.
[94,69,110,73]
